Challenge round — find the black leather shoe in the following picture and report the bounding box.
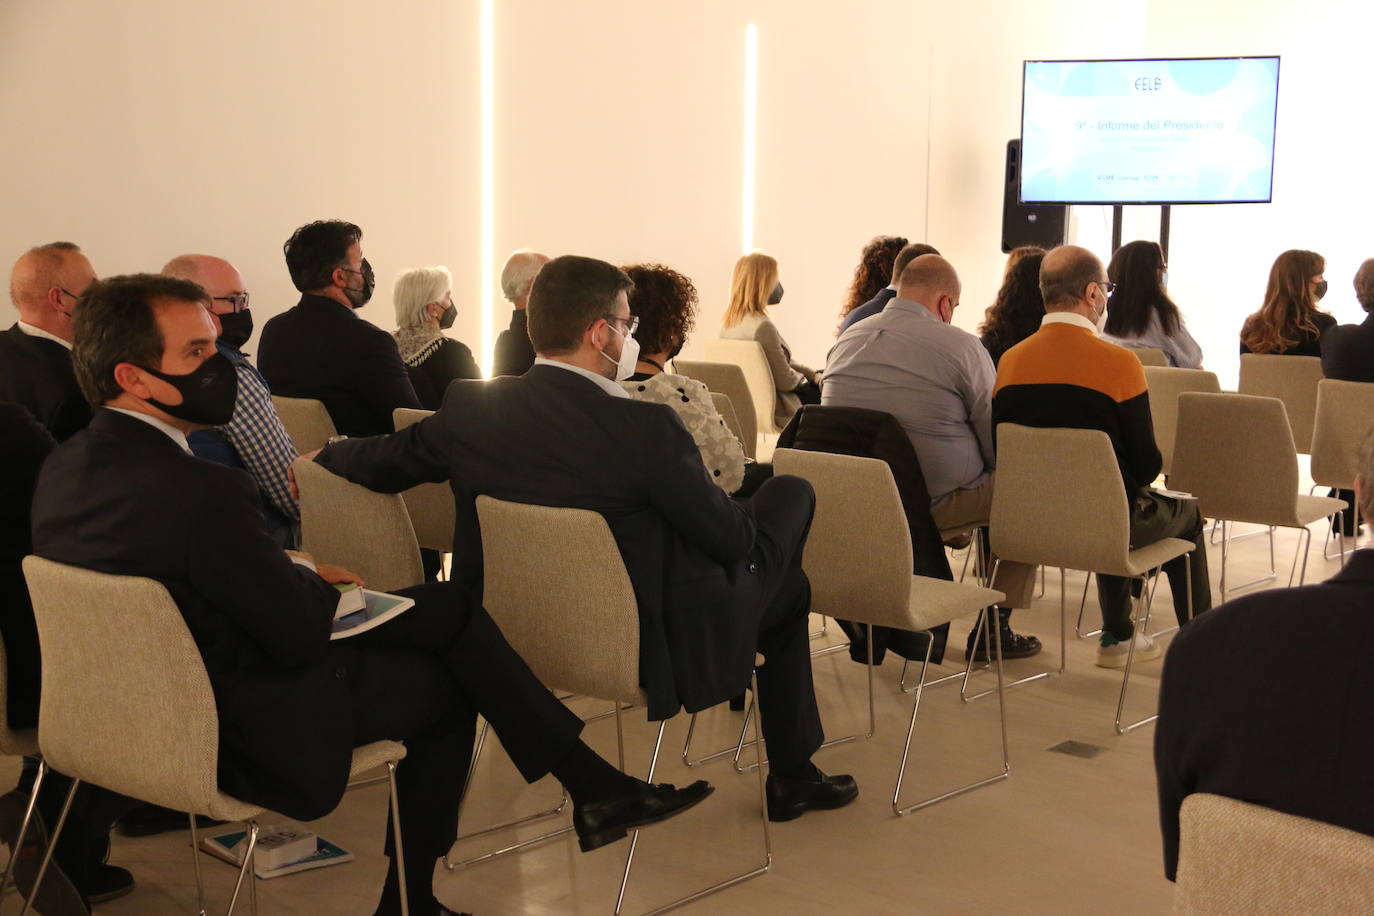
[83,864,135,904]
[572,779,714,852]
[966,614,1042,661]
[765,766,858,822]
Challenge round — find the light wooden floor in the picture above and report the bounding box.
[4,518,1357,915]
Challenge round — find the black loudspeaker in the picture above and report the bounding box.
[1001,139,1068,253]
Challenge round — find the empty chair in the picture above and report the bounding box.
[1142,366,1222,476]
[1173,793,1374,915]
[1310,378,1374,552]
[21,556,407,916]
[702,339,782,436]
[1170,392,1345,598]
[1238,353,1325,453]
[294,457,424,592]
[673,358,759,458]
[393,408,456,553]
[1130,347,1168,367]
[270,395,337,454]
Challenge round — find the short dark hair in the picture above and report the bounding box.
[72,274,208,405]
[527,256,634,355]
[283,220,362,292]
[892,242,940,281]
[1355,258,1374,312]
[622,264,697,356]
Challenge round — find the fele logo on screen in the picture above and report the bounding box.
[1133,77,1163,92]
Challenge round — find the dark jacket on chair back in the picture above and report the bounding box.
[1321,313,1374,382]
[0,325,91,441]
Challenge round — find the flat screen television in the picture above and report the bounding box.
[1019,56,1280,205]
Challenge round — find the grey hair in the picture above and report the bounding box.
[393,266,453,329]
[500,250,546,303]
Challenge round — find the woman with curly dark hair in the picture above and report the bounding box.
[838,235,907,327]
[620,263,750,494]
[979,248,1047,367]
[1240,249,1335,356]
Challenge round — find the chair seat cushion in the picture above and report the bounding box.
[899,577,1005,632]
[1293,494,1348,527]
[1118,537,1196,578]
[349,740,407,777]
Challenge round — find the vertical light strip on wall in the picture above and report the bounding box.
[741,23,759,254]
[479,0,496,375]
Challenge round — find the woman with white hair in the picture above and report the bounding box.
[392,265,481,409]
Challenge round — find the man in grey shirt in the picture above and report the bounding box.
[822,255,1040,659]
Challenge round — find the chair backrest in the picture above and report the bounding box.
[392,408,456,552]
[475,497,642,704]
[673,359,758,458]
[295,457,424,591]
[270,395,337,454]
[21,556,225,814]
[1131,347,1168,367]
[1238,354,1325,453]
[1310,379,1374,490]
[709,392,748,449]
[1173,793,1374,915]
[1169,392,1298,525]
[1142,366,1223,475]
[989,424,1133,574]
[701,339,780,435]
[772,449,915,630]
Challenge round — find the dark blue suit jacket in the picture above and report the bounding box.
[1321,313,1374,382]
[838,288,897,335]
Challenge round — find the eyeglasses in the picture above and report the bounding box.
[602,314,639,335]
[1097,280,1117,295]
[211,292,251,313]
[57,288,80,301]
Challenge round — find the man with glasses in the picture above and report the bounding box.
[992,245,1212,668]
[0,242,97,439]
[259,220,421,437]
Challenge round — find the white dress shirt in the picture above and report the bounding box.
[16,321,72,350]
[106,406,191,453]
[534,357,629,398]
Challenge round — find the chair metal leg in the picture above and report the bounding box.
[1324,504,1360,561]
[1293,524,1314,587]
[962,558,1062,702]
[900,656,988,694]
[1219,520,1278,599]
[223,820,259,916]
[0,758,45,908]
[189,813,207,916]
[17,774,79,916]
[386,760,409,916]
[1073,571,1102,639]
[894,608,1009,815]
[1116,560,1189,735]
[616,670,771,915]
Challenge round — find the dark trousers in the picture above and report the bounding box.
[1332,487,1358,536]
[1096,491,1212,641]
[737,476,825,772]
[25,764,138,892]
[337,581,585,914]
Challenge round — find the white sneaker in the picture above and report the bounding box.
[1096,633,1161,669]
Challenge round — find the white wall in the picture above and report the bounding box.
[2,0,1370,390]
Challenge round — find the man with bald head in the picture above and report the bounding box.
[492,249,550,376]
[162,255,300,549]
[0,242,97,439]
[994,245,1211,668]
[823,254,1042,660]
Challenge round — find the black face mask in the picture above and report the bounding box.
[344,258,376,308]
[768,282,784,305]
[217,309,254,350]
[1314,279,1328,301]
[667,338,685,361]
[439,303,457,330]
[139,351,239,426]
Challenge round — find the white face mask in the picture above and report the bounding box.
[599,322,640,382]
[1093,287,1109,334]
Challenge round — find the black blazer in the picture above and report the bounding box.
[1154,549,1374,881]
[258,294,421,437]
[492,309,536,377]
[317,364,760,719]
[31,409,353,819]
[0,325,91,441]
[838,288,897,335]
[0,403,54,729]
[1239,311,1336,357]
[405,338,482,411]
[1320,313,1374,382]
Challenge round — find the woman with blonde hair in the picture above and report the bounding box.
[392,265,481,409]
[720,252,818,429]
[1239,249,1335,356]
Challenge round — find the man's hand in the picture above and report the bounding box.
[288,448,324,501]
[315,564,365,587]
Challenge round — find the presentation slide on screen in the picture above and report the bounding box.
[1020,57,1280,204]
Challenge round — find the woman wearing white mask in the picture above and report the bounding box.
[392,265,481,409]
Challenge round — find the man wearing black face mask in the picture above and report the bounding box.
[260,221,421,437]
[162,255,301,552]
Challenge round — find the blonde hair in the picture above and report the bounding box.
[722,252,778,328]
[393,266,452,329]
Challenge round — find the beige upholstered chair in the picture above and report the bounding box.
[1238,353,1325,453]
[294,457,424,593]
[1142,366,1222,476]
[0,632,42,907]
[392,408,456,553]
[270,395,337,454]
[1170,393,1345,599]
[709,392,748,451]
[1130,347,1168,367]
[991,424,1196,734]
[21,556,408,916]
[448,497,769,914]
[673,359,759,459]
[1310,378,1374,555]
[702,339,782,436]
[1173,793,1374,915]
[772,448,1009,814]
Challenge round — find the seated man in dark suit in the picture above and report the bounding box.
[1319,257,1374,536]
[1155,421,1374,880]
[312,255,859,822]
[836,242,939,334]
[259,220,422,437]
[0,242,97,440]
[33,274,709,916]
[492,249,548,377]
